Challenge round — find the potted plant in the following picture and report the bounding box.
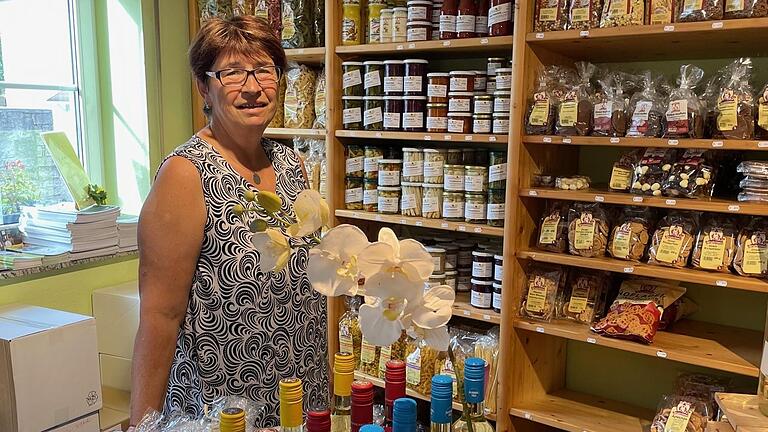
[0,160,40,224]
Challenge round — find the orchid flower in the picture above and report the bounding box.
[287,189,330,238]
[400,285,454,351]
[307,224,369,297]
[359,296,407,347]
[251,228,291,272]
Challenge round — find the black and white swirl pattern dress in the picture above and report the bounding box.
[161,136,329,425]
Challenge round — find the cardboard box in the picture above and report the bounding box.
[46,412,100,432]
[100,354,131,392]
[92,281,139,359]
[100,386,130,432]
[0,304,102,432]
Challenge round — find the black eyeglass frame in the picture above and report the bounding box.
[205,65,283,87]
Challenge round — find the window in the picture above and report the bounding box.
[0,0,82,222]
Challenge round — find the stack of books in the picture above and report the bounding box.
[117,215,138,252]
[0,250,42,271]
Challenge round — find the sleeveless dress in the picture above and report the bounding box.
[161,135,329,425]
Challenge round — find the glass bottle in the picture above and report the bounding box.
[352,380,375,432]
[307,409,332,432]
[361,425,385,432]
[334,352,356,432]
[451,358,494,432]
[220,407,246,432]
[280,378,305,432]
[431,375,453,432]
[392,398,417,432]
[385,360,407,432]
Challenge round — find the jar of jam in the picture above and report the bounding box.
[404,59,429,95]
[407,21,432,41]
[456,0,477,38]
[489,0,512,36]
[445,270,458,291]
[457,269,472,292]
[472,70,487,92]
[432,2,443,24]
[464,192,487,224]
[384,60,405,96]
[492,282,502,313]
[487,189,505,227]
[443,164,465,191]
[342,96,364,130]
[448,91,473,113]
[486,76,497,94]
[427,72,450,103]
[439,0,458,39]
[380,8,394,43]
[494,67,513,91]
[493,90,511,113]
[363,179,378,212]
[364,61,384,96]
[449,71,476,92]
[473,114,492,134]
[493,254,503,283]
[342,62,364,96]
[432,23,440,39]
[447,112,472,134]
[492,112,510,134]
[407,0,433,21]
[457,241,474,267]
[486,58,505,76]
[402,96,426,131]
[447,148,462,164]
[475,0,489,36]
[472,250,494,279]
[426,103,448,132]
[384,96,404,131]
[364,96,384,130]
[392,7,408,42]
[442,190,465,222]
[470,279,493,309]
[474,95,493,114]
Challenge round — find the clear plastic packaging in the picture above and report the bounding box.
[713,58,755,140]
[268,76,287,128]
[313,66,327,129]
[630,148,679,197]
[525,67,559,135]
[405,337,441,395]
[662,149,717,199]
[567,0,603,28]
[534,0,569,31]
[537,200,569,253]
[647,211,699,268]
[556,175,591,190]
[232,0,255,16]
[664,65,706,139]
[135,395,266,432]
[567,202,610,257]
[339,296,363,368]
[608,206,654,262]
[284,62,318,128]
[649,395,709,432]
[691,214,737,273]
[737,160,768,178]
[592,72,632,137]
[520,263,565,322]
[281,0,315,48]
[724,0,768,17]
[733,218,768,277]
[609,149,643,191]
[600,0,647,26]
[556,269,610,324]
[677,0,724,21]
[758,84,768,139]
[556,62,596,136]
[626,71,667,137]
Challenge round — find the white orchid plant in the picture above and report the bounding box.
[234,189,455,351]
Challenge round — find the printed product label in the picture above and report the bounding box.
[525,276,548,313]
[539,216,560,245]
[404,76,423,92]
[343,70,363,89]
[345,187,363,203]
[474,119,491,133]
[609,166,632,190]
[444,174,464,190]
[346,156,364,174]
[378,196,399,212]
[574,214,596,249]
[559,101,578,127]
[683,0,703,14]
[409,6,429,20]
[379,346,392,373]
[611,223,632,258]
[343,107,362,124]
[493,118,510,133]
[456,14,476,32]
[364,156,382,172]
[475,99,493,114]
[403,160,424,177]
[450,77,469,92]
[664,401,695,432]
[717,98,738,132]
[407,27,428,41]
[426,116,448,130]
[439,14,457,32]
[384,76,404,93]
[443,201,464,218]
[494,97,511,113]
[471,290,492,308]
[448,118,466,133]
[743,237,768,274]
[489,163,507,182]
[424,161,444,177]
[379,170,400,186]
[364,107,383,126]
[403,112,424,128]
[339,333,354,354]
[361,338,376,364]
[363,188,378,205]
[406,348,422,385]
[428,84,448,98]
[449,98,471,112]
[487,203,504,220]
[539,7,558,21]
[465,202,486,219]
[700,229,726,270]
[473,261,493,278]
[365,71,382,89]
[492,291,502,310]
[494,263,503,281]
[759,104,768,129]
[423,196,440,213]
[529,97,550,126]
[384,112,401,128]
[726,0,745,11]
[571,6,589,21]
[465,174,485,192]
[496,74,512,89]
[609,0,629,15]
[489,2,512,25]
[401,193,418,210]
[656,226,686,263]
[475,15,488,32]
[667,99,689,121]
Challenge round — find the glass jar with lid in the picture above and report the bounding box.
[448,92,473,113]
[364,61,385,96]
[363,179,378,212]
[436,243,459,270]
[408,0,433,20]
[461,147,476,165]
[364,145,384,181]
[486,76,497,94]
[492,112,510,134]
[407,20,432,41]
[392,7,408,42]
[473,114,492,134]
[493,90,511,113]
[439,0,458,39]
[342,62,365,96]
[383,96,403,131]
[442,190,465,222]
[378,186,401,214]
[471,279,494,309]
[494,67,513,91]
[402,147,424,182]
[423,148,447,184]
[457,241,475,267]
[446,149,462,165]
[449,71,476,92]
[427,73,450,103]
[464,165,488,192]
[456,0,477,38]
[474,95,494,114]
[443,164,465,191]
[487,57,506,76]
[380,8,394,43]
[378,159,402,187]
[489,0,512,36]
[346,144,365,178]
[472,250,494,280]
[368,1,386,43]
[402,96,426,131]
[421,183,443,219]
[426,246,447,274]
[345,177,364,210]
[342,96,364,130]
[363,96,384,131]
[426,103,448,132]
[486,189,505,227]
[404,59,429,96]
[492,282,502,313]
[383,60,405,96]
[400,182,423,217]
[447,112,472,134]
[464,192,487,224]
[457,269,472,292]
[427,273,447,291]
[444,270,458,291]
[488,151,507,189]
[474,0,489,36]
[472,70,488,92]
[432,22,440,39]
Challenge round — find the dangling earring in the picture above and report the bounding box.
[203,101,212,119]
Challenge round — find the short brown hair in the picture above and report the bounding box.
[189,16,287,83]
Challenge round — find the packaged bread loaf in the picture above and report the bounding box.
[713,58,755,140]
[691,215,737,273]
[647,212,699,268]
[662,149,716,199]
[556,269,610,324]
[630,148,678,196]
[556,62,596,136]
[608,206,654,262]
[568,202,610,257]
[650,395,708,432]
[626,72,667,137]
[537,200,570,253]
[520,264,566,322]
[733,217,768,277]
[534,0,569,31]
[525,67,559,135]
[664,65,706,139]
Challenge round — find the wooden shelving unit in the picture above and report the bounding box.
[523,135,768,150]
[285,47,326,64]
[264,128,326,139]
[336,36,513,56]
[453,293,502,324]
[336,130,509,144]
[335,210,504,237]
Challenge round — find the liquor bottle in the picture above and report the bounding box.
[280,377,305,432]
[220,407,246,432]
[451,358,494,432]
[307,409,332,432]
[430,375,453,432]
[360,425,385,432]
[333,352,355,432]
[384,360,406,432]
[351,380,374,432]
[392,398,417,432]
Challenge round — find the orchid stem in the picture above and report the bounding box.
[448,345,474,432]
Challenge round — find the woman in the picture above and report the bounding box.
[130,16,329,425]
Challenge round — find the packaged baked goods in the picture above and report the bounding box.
[405,337,441,395]
[313,66,327,129]
[647,212,699,268]
[537,200,570,253]
[520,264,565,322]
[662,149,716,199]
[649,395,708,432]
[626,71,667,137]
[724,0,768,17]
[567,0,603,29]
[555,175,591,190]
[609,149,643,192]
[737,160,768,178]
[737,161,768,202]
[733,217,768,277]
[757,83,768,139]
[556,62,596,136]
[677,0,724,20]
[664,65,706,139]
[534,0,569,31]
[659,296,698,330]
[556,269,610,324]
[630,148,678,196]
[567,202,610,257]
[600,0,647,26]
[339,296,363,369]
[593,72,631,137]
[284,62,318,128]
[525,67,559,135]
[674,373,730,420]
[608,206,654,262]
[701,73,725,139]
[591,279,686,344]
[714,58,755,140]
[649,0,675,23]
[691,214,737,272]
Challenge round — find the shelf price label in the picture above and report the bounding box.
[594,195,605,202]
[712,141,724,148]
[712,21,724,28]
[535,326,545,333]
[399,219,407,224]
[586,337,597,344]
[610,137,620,143]
[632,196,644,203]
[529,190,539,196]
[474,227,483,233]
[656,350,668,358]
[296,48,305,54]
[759,142,768,148]
[664,25,675,31]
[441,222,450,228]
[524,413,533,420]
[424,135,432,140]
[665,199,677,206]
[408,43,416,49]
[375,215,383,221]
[489,136,497,142]
[535,32,545,39]
[442,41,451,46]
[480,38,489,44]
[579,30,589,37]
[444,135,453,140]
[623,267,634,273]
[563,138,572,144]
[716,280,728,287]
[375,132,383,138]
[483,314,492,320]
[396,44,404,50]
[543,136,552,143]
[415,221,423,226]
[463,310,472,316]
[728,205,741,212]
[458,225,467,232]
[667,139,679,146]
[464,135,473,141]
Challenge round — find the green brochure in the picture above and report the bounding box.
[40,132,96,210]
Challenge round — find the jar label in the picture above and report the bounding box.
[448,118,467,133]
[456,14,475,32]
[473,119,492,133]
[450,77,469,92]
[493,118,510,134]
[401,193,418,210]
[487,61,502,76]
[342,17,359,43]
[449,98,471,112]
[346,156,364,174]
[465,202,486,219]
[403,112,424,128]
[378,196,399,212]
[444,174,464,190]
[343,69,363,89]
[423,196,440,213]
[494,263,503,281]
[403,160,424,177]
[428,84,448,98]
[431,255,442,272]
[365,71,382,89]
[494,97,511,112]
[408,5,429,20]
[439,14,457,32]
[384,76,405,93]
[487,203,505,220]
[486,80,497,93]
[343,107,362,125]
[475,15,488,32]
[345,187,363,203]
[364,156,383,172]
[424,160,444,177]
[471,290,492,308]
[459,251,472,266]
[384,112,401,128]
[379,170,401,186]
[361,338,376,364]
[393,15,408,37]
[443,201,464,218]
[426,116,448,130]
[472,261,493,278]
[364,107,383,126]
[407,26,428,41]
[496,74,512,90]
[404,75,423,92]
[492,291,502,310]
[489,163,507,182]
[364,188,378,205]
[465,174,485,192]
[475,99,493,114]
[475,76,487,90]
[489,2,512,26]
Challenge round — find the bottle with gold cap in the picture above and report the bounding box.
[220,407,246,432]
[333,352,355,432]
[280,378,305,432]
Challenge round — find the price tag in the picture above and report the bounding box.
[399,219,407,224]
[656,350,668,358]
[442,41,451,46]
[536,32,545,39]
[595,195,605,202]
[759,141,768,148]
[543,136,552,143]
[424,135,432,140]
[728,205,741,212]
[712,141,724,148]
[610,137,620,143]
[664,25,675,31]
[458,225,467,232]
[297,48,305,54]
[375,132,383,137]
[632,196,644,203]
[483,314,491,320]
[716,280,728,287]
[668,139,679,146]
[441,222,449,228]
[535,326,545,333]
[586,337,597,344]
[444,135,452,140]
[529,190,539,196]
[489,136,497,142]
[408,43,416,48]
[396,44,404,50]
[563,138,572,144]
[463,310,472,316]
[624,267,634,273]
[666,199,677,206]
[579,30,589,37]
[712,21,724,28]
[375,215,383,221]
[524,413,533,420]
[465,135,473,141]
[415,221,423,226]
[480,38,489,44]
[474,227,483,233]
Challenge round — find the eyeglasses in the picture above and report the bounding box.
[206,66,283,87]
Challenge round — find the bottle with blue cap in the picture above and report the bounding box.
[392,398,417,432]
[451,358,494,432]
[431,375,453,432]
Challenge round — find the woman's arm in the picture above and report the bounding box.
[130,156,206,423]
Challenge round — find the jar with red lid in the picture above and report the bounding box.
[475,0,490,36]
[384,96,404,131]
[439,0,458,39]
[427,73,450,103]
[489,0,512,36]
[447,112,472,134]
[403,96,426,131]
[456,0,477,38]
[404,59,428,96]
[426,103,448,132]
[449,71,476,92]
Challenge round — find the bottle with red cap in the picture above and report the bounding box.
[351,380,374,432]
[384,360,406,432]
[306,409,331,432]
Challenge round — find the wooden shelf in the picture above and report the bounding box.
[335,36,513,57]
[523,135,768,151]
[518,250,768,294]
[520,187,768,217]
[515,319,761,377]
[264,128,326,139]
[453,293,502,324]
[285,47,325,63]
[526,17,768,62]
[335,210,504,236]
[336,130,509,144]
[715,393,768,431]
[509,389,653,432]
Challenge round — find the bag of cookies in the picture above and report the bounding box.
[714,58,755,140]
[609,149,643,191]
[664,65,706,139]
[525,67,559,135]
[537,200,570,253]
[648,212,699,268]
[630,148,678,196]
[608,206,654,262]
[757,83,768,139]
[593,72,632,137]
[733,217,768,277]
[677,0,724,21]
[567,0,603,28]
[691,215,737,273]
[534,0,570,31]
[520,264,565,322]
[674,373,730,420]
[556,269,610,324]
[591,279,686,344]
[662,149,717,199]
[626,71,667,137]
[567,202,610,257]
[556,62,596,137]
[649,395,708,432]
[724,0,768,18]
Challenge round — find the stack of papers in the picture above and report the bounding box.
[0,251,42,270]
[117,215,138,252]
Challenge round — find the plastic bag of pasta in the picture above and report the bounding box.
[378,331,409,379]
[339,296,362,369]
[313,66,327,129]
[269,75,287,128]
[358,336,381,376]
[284,62,317,128]
[281,0,315,48]
[232,0,255,15]
[405,337,442,395]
